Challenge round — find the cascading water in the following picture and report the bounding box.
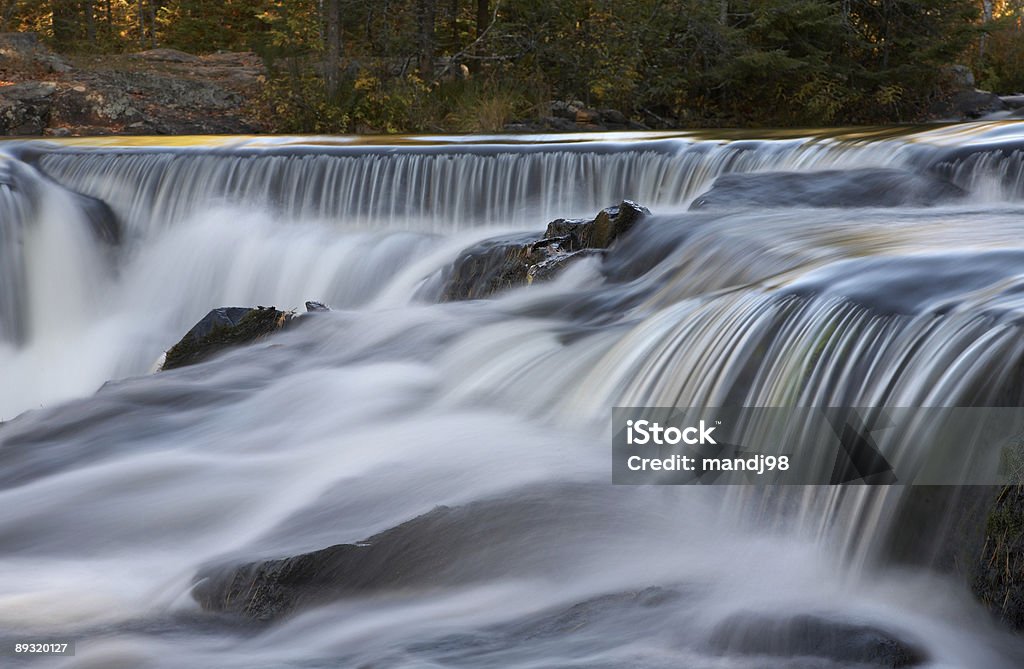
[4,125,1024,668]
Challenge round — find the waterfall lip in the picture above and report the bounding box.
[779,249,1024,316]
[19,138,689,160]
[3,120,1024,152]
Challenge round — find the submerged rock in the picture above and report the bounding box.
[440,200,649,301]
[706,612,926,667]
[161,306,294,371]
[690,168,966,210]
[192,506,463,621]
[192,488,609,621]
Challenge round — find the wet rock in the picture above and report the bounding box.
[690,168,966,210]
[706,613,926,667]
[972,485,1024,630]
[161,306,295,371]
[525,248,604,283]
[1000,94,1024,110]
[192,492,583,621]
[304,300,330,313]
[439,200,649,301]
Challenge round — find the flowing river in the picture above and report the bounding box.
[3,125,1024,668]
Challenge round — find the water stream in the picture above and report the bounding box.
[3,124,1024,667]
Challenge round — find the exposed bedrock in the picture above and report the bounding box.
[439,200,650,301]
[689,168,967,210]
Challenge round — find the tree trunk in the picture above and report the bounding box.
[450,0,459,43]
[52,0,78,45]
[980,0,994,59]
[1,1,19,32]
[718,0,727,25]
[149,0,160,47]
[137,0,144,47]
[84,0,95,44]
[417,0,436,79]
[476,0,488,38]
[325,0,341,96]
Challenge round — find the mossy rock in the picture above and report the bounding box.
[161,306,294,371]
[972,485,1024,629]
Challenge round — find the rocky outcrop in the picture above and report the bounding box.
[0,34,265,136]
[160,306,294,371]
[690,169,967,210]
[935,88,1008,120]
[0,82,57,135]
[0,32,71,75]
[440,200,649,300]
[706,613,926,667]
[159,301,333,371]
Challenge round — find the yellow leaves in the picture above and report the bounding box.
[794,75,848,124]
[874,84,904,108]
[353,72,379,92]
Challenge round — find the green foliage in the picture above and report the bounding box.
[978,15,1024,92]
[157,0,270,52]
[2,0,1015,131]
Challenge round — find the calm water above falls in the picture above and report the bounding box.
[3,125,1024,667]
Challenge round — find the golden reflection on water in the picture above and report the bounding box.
[2,120,1024,150]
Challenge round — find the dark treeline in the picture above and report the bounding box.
[4,1,1024,132]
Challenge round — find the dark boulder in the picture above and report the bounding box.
[932,88,1008,120]
[706,612,926,667]
[440,200,649,301]
[690,168,967,210]
[161,306,294,371]
[599,108,628,125]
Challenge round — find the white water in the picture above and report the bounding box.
[3,125,1024,667]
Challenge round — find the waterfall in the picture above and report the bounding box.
[3,124,1024,668]
[26,133,933,235]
